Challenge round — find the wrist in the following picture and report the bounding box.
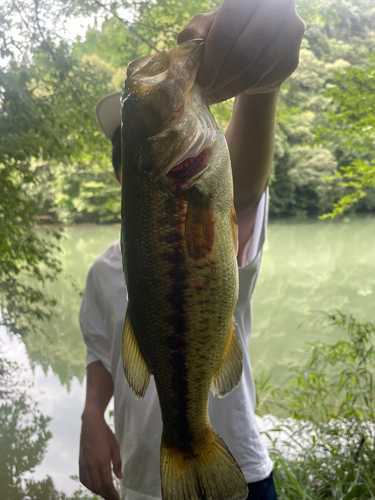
[244,85,280,96]
[239,88,279,106]
[230,90,279,126]
[81,403,107,422]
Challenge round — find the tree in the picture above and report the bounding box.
[317,54,375,218]
[268,0,375,217]
[2,0,375,342]
[0,1,120,334]
[0,65,63,336]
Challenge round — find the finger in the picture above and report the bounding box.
[79,466,93,492]
[208,0,299,93]
[207,47,301,104]
[79,455,99,494]
[80,457,119,500]
[111,441,123,479]
[99,462,120,500]
[248,42,303,91]
[86,467,105,497]
[197,0,262,90]
[207,16,304,100]
[177,11,216,44]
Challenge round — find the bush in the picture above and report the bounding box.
[257,311,375,499]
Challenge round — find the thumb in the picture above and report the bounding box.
[177,11,217,45]
[111,439,123,479]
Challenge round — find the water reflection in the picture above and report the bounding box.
[1,217,374,496]
[23,225,121,387]
[251,215,375,382]
[18,217,375,388]
[0,342,55,498]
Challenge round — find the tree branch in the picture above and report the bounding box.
[92,0,158,52]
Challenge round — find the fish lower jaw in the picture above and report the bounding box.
[166,148,210,184]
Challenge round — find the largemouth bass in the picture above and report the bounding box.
[120,39,248,500]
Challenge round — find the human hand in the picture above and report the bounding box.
[79,410,122,500]
[177,0,305,103]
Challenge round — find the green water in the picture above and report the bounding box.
[251,215,375,383]
[2,216,374,495]
[20,224,122,387]
[21,215,375,387]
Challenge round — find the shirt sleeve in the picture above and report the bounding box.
[237,189,268,270]
[236,189,269,310]
[79,264,112,373]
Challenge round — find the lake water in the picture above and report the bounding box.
[2,216,374,496]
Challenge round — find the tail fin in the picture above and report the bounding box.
[160,428,248,500]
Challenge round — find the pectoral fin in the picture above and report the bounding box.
[122,312,152,401]
[211,317,243,398]
[185,188,215,260]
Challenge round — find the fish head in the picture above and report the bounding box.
[121,40,218,187]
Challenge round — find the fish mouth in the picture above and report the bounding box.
[167,149,209,183]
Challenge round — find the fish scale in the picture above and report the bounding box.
[120,39,248,500]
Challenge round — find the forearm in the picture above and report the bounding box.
[225,90,278,214]
[79,361,122,499]
[82,360,114,418]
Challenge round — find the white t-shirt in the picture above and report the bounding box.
[80,190,273,500]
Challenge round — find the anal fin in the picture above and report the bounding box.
[122,312,151,401]
[211,317,243,398]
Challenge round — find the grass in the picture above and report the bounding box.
[256,311,375,499]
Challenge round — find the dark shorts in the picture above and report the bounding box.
[245,471,278,500]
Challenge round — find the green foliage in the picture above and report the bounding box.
[269,41,350,217]
[315,47,375,218]
[327,54,375,139]
[0,7,119,334]
[269,154,297,216]
[75,17,147,69]
[0,66,62,336]
[268,0,375,218]
[321,160,375,219]
[282,311,375,420]
[131,0,220,49]
[1,0,375,343]
[257,311,375,498]
[2,0,375,225]
[0,161,63,336]
[29,160,121,224]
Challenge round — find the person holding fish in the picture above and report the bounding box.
[79,1,304,499]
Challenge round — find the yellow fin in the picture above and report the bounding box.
[160,427,248,500]
[185,188,215,260]
[122,312,151,401]
[210,318,243,398]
